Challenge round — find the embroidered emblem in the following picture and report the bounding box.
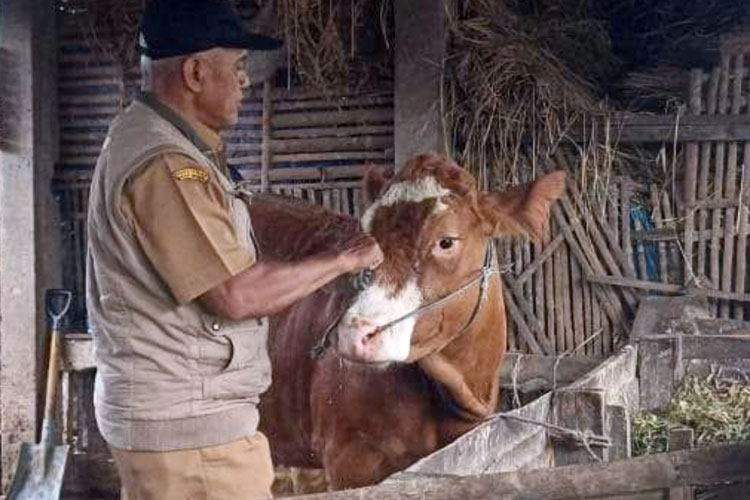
[173,167,209,183]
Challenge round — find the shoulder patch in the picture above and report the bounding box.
[173,166,209,183]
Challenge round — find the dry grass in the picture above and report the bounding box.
[445,0,613,189]
[278,0,393,92]
[633,371,750,456]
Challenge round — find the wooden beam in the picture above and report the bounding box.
[586,274,750,302]
[638,334,750,360]
[0,0,61,489]
[394,0,446,167]
[582,113,750,143]
[296,444,750,500]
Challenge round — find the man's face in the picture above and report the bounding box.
[196,48,250,130]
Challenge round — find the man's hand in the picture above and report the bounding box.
[339,234,384,273]
[200,234,384,320]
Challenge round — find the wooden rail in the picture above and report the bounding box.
[295,444,750,500]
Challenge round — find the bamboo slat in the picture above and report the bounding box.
[735,157,750,320]
[633,218,648,280]
[651,186,668,283]
[533,239,546,353]
[683,69,703,285]
[720,53,744,318]
[261,80,272,193]
[543,227,556,351]
[570,249,585,354]
[553,218,566,353]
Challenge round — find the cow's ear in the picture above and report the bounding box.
[363,166,393,205]
[478,171,565,241]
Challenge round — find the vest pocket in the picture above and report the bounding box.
[199,315,272,400]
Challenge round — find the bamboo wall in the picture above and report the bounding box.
[618,38,750,321]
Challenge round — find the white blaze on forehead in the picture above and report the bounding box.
[338,279,423,362]
[361,176,452,232]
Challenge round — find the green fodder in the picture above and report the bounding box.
[633,372,750,456]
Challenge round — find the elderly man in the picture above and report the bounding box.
[86,0,382,498]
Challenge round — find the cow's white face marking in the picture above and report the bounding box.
[361,176,451,232]
[337,279,422,363]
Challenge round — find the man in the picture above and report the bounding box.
[86,1,383,499]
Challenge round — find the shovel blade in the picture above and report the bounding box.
[6,442,69,500]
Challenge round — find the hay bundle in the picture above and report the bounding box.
[278,0,393,91]
[446,0,613,186]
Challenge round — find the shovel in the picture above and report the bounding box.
[7,290,72,500]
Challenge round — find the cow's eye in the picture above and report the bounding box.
[437,237,458,251]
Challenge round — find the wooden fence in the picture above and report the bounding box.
[598,38,750,322]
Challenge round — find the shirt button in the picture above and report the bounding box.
[211,321,221,332]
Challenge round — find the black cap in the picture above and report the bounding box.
[140,0,283,60]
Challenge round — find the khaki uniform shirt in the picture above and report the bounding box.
[121,107,254,303]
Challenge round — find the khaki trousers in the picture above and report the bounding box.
[111,432,274,500]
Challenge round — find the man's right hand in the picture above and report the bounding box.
[339,235,384,273]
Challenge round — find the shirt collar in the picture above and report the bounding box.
[136,91,224,159]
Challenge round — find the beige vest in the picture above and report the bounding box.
[87,100,270,451]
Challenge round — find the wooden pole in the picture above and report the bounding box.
[297,444,750,500]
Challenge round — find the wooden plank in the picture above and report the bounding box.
[271,108,393,128]
[269,124,394,139]
[650,186,668,283]
[230,150,394,165]
[639,334,750,360]
[544,229,556,351]
[735,157,750,320]
[502,287,544,355]
[586,274,750,302]
[633,218,648,280]
[505,274,554,355]
[593,294,602,356]
[559,246,577,350]
[514,232,565,287]
[498,354,602,389]
[622,181,633,277]
[552,206,625,332]
[570,248,584,354]
[554,224,566,353]
[696,141,711,279]
[523,240,532,318]
[711,142,726,307]
[583,271,594,356]
[661,190,682,284]
[683,69,703,285]
[311,444,750,500]
[513,239,526,352]
[260,80,272,192]
[400,393,554,477]
[581,113,750,142]
[553,390,605,465]
[533,240,546,353]
[272,95,393,112]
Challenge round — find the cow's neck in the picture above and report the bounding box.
[417,276,505,421]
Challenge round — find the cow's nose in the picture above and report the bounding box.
[339,316,381,360]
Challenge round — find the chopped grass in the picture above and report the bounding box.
[632,372,750,456]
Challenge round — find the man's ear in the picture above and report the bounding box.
[362,166,393,205]
[478,171,565,241]
[182,56,204,93]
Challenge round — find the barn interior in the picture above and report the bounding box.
[2,0,750,498]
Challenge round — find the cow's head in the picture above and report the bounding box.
[335,154,564,364]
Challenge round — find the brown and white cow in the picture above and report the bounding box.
[253,154,564,489]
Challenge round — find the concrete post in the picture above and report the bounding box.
[394,0,447,169]
[0,0,60,490]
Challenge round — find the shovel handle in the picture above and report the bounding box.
[43,290,70,421]
[43,328,63,420]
